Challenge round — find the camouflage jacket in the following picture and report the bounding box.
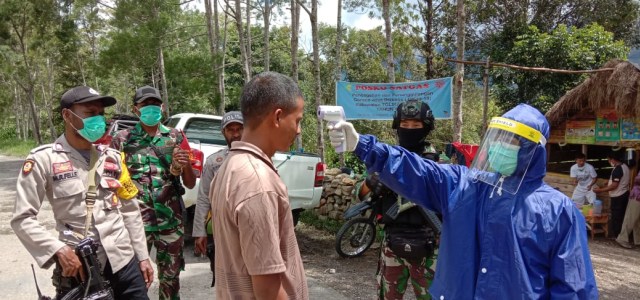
[111,123,190,231]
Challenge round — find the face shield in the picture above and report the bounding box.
[468,117,547,195]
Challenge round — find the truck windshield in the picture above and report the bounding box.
[182,118,227,145]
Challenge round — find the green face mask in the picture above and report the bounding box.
[138,105,162,126]
[488,141,520,176]
[68,111,107,143]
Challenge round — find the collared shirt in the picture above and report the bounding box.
[211,141,308,299]
[111,123,190,231]
[11,135,148,272]
[192,148,229,237]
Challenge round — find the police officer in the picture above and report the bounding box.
[11,86,153,299]
[357,99,439,299]
[192,111,243,286]
[111,86,196,300]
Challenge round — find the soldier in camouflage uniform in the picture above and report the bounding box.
[111,86,196,300]
[192,111,243,287]
[357,100,440,299]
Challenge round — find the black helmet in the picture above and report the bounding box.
[392,99,435,133]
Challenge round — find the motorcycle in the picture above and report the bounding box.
[335,194,381,258]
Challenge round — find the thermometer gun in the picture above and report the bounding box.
[317,105,347,153]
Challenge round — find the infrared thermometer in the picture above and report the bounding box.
[317,105,347,153]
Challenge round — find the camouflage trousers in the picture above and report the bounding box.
[377,243,438,300]
[147,225,185,300]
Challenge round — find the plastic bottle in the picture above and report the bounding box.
[593,200,603,216]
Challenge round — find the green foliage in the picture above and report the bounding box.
[0,126,37,157]
[0,0,637,151]
[492,24,628,113]
[299,210,344,234]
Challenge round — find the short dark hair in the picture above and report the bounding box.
[240,72,302,128]
[575,153,586,160]
[607,151,623,161]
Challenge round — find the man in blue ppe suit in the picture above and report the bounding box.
[328,104,598,299]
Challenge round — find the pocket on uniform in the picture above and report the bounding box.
[52,179,85,199]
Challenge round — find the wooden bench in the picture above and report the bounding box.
[584,213,609,239]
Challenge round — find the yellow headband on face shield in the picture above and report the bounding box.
[488,117,546,145]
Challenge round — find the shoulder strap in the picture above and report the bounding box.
[149,143,172,171]
[83,146,100,238]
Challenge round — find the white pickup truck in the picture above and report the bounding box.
[105,113,325,226]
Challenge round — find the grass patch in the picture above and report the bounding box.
[299,210,345,234]
[0,138,37,158]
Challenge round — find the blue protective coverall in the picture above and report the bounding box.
[354,104,598,300]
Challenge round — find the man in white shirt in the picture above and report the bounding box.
[570,153,598,206]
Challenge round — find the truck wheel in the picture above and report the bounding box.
[292,209,304,227]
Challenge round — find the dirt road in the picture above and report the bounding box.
[0,155,346,299]
[2,154,639,299]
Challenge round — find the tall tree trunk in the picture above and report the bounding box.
[11,19,42,144]
[246,0,253,72]
[335,0,343,82]
[152,4,170,116]
[41,84,56,141]
[291,0,302,151]
[235,0,251,83]
[311,0,323,161]
[13,84,20,139]
[26,87,41,143]
[158,47,171,117]
[382,0,395,83]
[45,57,57,139]
[290,0,300,81]
[298,0,322,159]
[420,0,434,78]
[205,0,222,114]
[22,99,29,140]
[262,2,271,72]
[220,12,229,112]
[335,0,344,166]
[215,0,225,113]
[453,0,465,142]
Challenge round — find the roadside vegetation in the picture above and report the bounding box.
[0,127,35,158]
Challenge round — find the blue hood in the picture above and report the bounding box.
[501,104,550,191]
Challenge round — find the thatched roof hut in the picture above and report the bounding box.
[546,60,640,127]
[543,60,640,218]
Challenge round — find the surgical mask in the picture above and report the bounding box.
[138,105,162,126]
[67,111,107,143]
[488,141,520,176]
[397,127,428,154]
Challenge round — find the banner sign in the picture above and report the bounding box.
[595,109,620,142]
[565,120,596,144]
[621,118,640,141]
[335,77,453,120]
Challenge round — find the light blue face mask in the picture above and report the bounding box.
[68,111,107,143]
[488,141,520,176]
[138,105,162,126]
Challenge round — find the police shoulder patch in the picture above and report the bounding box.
[22,159,35,175]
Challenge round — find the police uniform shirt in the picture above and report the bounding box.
[11,134,149,273]
[192,148,229,237]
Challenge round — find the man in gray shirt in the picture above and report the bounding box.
[192,111,243,286]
